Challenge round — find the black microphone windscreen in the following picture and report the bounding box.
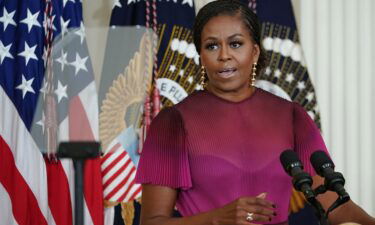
[310,150,334,174]
[280,150,301,174]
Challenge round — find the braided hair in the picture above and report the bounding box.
[193,0,267,75]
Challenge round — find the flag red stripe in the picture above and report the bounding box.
[101,152,113,161]
[45,159,73,225]
[0,136,48,225]
[105,167,135,200]
[69,97,103,225]
[128,186,142,201]
[102,151,127,175]
[103,158,131,188]
[118,179,136,202]
[101,143,121,161]
[119,185,142,202]
[84,159,104,225]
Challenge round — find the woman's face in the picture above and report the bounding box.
[200,14,260,100]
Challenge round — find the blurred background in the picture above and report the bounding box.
[1,0,373,224]
[83,0,375,215]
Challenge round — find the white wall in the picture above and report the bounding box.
[295,0,375,215]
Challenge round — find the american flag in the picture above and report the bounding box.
[101,127,142,203]
[0,0,103,225]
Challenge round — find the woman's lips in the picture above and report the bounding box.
[217,68,237,78]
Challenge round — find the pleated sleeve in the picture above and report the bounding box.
[135,107,192,190]
[293,103,329,175]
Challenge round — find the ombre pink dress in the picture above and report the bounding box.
[136,88,328,224]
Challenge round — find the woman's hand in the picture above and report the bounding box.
[140,185,277,225]
[211,193,277,225]
[313,176,375,225]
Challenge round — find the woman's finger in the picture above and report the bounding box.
[244,204,276,217]
[242,211,273,223]
[244,196,275,209]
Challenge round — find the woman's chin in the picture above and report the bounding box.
[208,82,251,94]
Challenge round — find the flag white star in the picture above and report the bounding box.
[265,67,272,76]
[286,73,294,83]
[54,80,68,103]
[18,42,38,66]
[127,0,136,4]
[0,40,13,64]
[20,9,41,33]
[0,8,17,31]
[16,75,35,98]
[56,50,68,71]
[169,64,176,72]
[306,92,314,102]
[182,0,193,7]
[113,0,122,9]
[195,84,203,90]
[274,69,282,78]
[297,81,306,91]
[70,53,88,75]
[75,22,85,44]
[36,112,45,133]
[179,69,185,77]
[60,17,71,37]
[187,76,194,84]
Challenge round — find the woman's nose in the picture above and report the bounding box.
[218,45,231,61]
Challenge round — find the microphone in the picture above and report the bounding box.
[310,151,350,201]
[280,150,315,201]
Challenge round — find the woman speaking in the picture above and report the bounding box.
[135,1,375,224]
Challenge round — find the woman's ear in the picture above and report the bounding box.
[253,44,260,63]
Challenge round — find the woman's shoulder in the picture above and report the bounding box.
[151,91,205,125]
[256,88,296,109]
[257,89,316,125]
[178,90,205,103]
[173,90,207,110]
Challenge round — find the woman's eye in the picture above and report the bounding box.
[205,43,218,50]
[230,41,242,48]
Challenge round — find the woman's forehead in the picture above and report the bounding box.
[201,15,251,39]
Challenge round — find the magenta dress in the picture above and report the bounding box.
[135,88,328,224]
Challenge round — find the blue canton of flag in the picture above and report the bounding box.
[0,0,103,224]
[0,0,88,128]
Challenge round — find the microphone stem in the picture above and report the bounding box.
[309,198,330,225]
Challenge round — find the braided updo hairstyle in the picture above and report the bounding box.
[193,0,267,76]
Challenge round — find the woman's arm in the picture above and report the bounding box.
[312,175,375,225]
[140,184,277,225]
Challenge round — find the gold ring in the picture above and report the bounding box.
[246,212,254,221]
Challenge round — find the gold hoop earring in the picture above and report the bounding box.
[200,66,207,89]
[251,62,257,87]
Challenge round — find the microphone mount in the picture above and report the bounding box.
[280,150,329,225]
[310,151,351,218]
